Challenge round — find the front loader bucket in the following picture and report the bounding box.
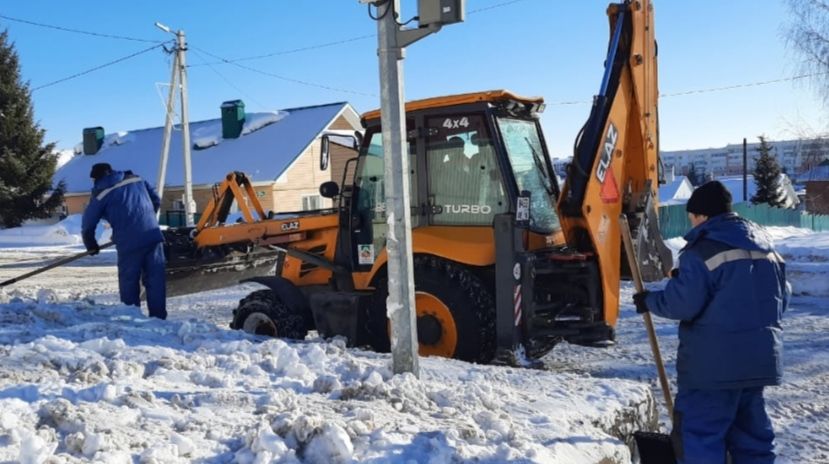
[165,248,280,297]
[627,194,673,282]
[163,228,280,297]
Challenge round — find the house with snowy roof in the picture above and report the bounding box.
[797,159,829,214]
[54,100,361,223]
[658,172,693,206]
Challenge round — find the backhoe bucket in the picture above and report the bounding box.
[628,194,673,282]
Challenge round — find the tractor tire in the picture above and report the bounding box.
[366,255,496,363]
[231,289,308,340]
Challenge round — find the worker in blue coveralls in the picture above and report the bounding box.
[82,163,167,320]
[633,180,789,464]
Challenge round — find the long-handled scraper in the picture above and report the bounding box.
[620,214,677,463]
[0,242,115,288]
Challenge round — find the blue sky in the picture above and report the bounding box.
[3,0,825,157]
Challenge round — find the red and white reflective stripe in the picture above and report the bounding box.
[513,284,522,327]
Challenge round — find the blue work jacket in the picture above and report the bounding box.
[645,213,789,390]
[81,171,164,254]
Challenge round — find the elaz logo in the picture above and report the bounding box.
[280,221,300,232]
[595,123,618,183]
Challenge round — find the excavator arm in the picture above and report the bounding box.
[558,0,672,326]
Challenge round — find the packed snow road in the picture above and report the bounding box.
[1,226,827,463]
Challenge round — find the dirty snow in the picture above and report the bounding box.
[0,223,827,463]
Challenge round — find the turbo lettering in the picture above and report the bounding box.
[443,204,493,215]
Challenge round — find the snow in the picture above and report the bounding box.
[0,292,653,463]
[1,225,827,463]
[55,150,74,169]
[193,111,287,149]
[0,214,111,246]
[717,174,799,207]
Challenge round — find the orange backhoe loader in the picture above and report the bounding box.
[163,0,672,363]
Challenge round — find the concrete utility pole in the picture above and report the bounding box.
[156,43,179,215]
[368,0,465,376]
[155,23,196,227]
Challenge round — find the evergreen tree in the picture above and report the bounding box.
[0,30,64,228]
[751,136,786,207]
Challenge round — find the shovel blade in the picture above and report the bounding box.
[634,431,677,464]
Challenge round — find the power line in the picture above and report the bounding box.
[191,34,375,67]
[193,46,378,98]
[547,72,829,106]
[0,13,160,43]
[190,48,271,110]
[468,0,533,14]
[661,72,829,98]
[191,0,532,67]
[32,43,168,92]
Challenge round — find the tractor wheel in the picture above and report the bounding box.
[231,289,308,340]
[366,256,496,363]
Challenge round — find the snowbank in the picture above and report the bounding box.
[0,299,655,463]
[664,226,829,297]
[0,215,111,247]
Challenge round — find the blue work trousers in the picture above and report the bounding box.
[673,387,775,464]
[117,242,167,319]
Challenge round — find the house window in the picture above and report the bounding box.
[302,195,321,211]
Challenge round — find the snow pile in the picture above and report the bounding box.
[241,112,287,136]
[0,299,654,463]
[663,226,829,297]
[0,215,111,246]
[193,112,287,149]
[773,231,829,297]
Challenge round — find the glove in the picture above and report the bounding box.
[87,243,100,256]
[670,268,680,279]
[633,291,650,314]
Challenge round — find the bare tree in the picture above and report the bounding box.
[786,0,829,102]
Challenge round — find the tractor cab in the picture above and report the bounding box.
[324,90,566,275]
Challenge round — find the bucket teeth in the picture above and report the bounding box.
[627,194,673,282]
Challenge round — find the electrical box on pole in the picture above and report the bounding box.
[365,0,465,377]
[417,0,465,26]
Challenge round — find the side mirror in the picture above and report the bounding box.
[320,135,331,171]
[319,181,340,199]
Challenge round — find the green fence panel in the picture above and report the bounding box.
[660,201,829,238]
[658,204,692,239]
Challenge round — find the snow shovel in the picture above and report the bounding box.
[620,215,677,464]
[0,242,114,288]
